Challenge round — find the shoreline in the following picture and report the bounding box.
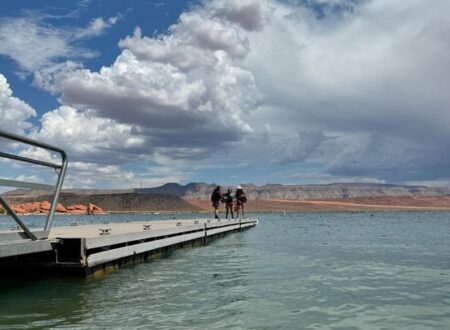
[3,208,450,217]
[186,196,450,212]
[3,195,450,215]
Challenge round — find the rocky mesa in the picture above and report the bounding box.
[4,192,202,213]
[8,201,105,215]
[136,182,450,200]
[3,183,450,213]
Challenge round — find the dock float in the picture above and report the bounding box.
[0,130,258,277]
[0,218,258,277]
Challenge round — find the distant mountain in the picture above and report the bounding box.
[3,182,450,201]
[135,182,210,197]
[135,182,450,200]
[135,182,215,197]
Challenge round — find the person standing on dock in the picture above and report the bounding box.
[235,185,247,219]
[223,188,234,219]
[211,186,224,219]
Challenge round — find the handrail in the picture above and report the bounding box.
[0,178,56,191]
[0,196,37,240]
[0,129,68,239]
[0,151,62,169]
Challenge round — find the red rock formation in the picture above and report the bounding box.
[40,201,51,211]
[31,202,41,212]
[66,204,88,211]
[88,203,104,214]
[56,203,67,213]
[7,201,105,215]
[11,202,40,213]
[10,205,27,214]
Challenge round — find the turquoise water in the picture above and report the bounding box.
[0,212,449,329]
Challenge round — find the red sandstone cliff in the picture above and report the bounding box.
[9,201,105,215]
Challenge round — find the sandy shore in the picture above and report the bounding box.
[187,196,450,212]
[4,196,450,215]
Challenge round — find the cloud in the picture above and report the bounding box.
[118,27,217,72]
[63,161,136,189]
[11,104,151,189]
[0,17,92,73]
[0,55,192,189]
[239,0,450,182]
[63,158,185,189]
[41,49,260,158]
[277,129,327,164]
[212,0,271,31]
[75,15,120,38]
[19,0,450,185]
[37,1,265,163]
[170,10,250,59]
[0,74,36,135]
[28,105,146,164]
[0,13,118,74]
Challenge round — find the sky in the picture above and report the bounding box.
[0,0,449,189]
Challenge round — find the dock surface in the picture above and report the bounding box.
[0,218,258,277]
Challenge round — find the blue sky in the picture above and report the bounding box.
[0,0,195,117]
[1,0,450,189]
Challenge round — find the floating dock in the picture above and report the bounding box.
[0,218,258,277]
[0,130,258,277]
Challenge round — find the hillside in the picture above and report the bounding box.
[5,192,202,212]
[3,182,450,213]
[188,196,450,212]
[136,182,450,200]
[4,190,450,213]
[4,182,450,201]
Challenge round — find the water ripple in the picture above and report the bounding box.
[0,212,449,329]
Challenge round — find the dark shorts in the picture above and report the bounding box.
[212,201,220,209]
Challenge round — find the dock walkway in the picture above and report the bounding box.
[0,218,258,277]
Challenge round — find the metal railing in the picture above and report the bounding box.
[0,129,68,240]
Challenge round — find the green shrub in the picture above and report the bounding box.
[0,207,5,215]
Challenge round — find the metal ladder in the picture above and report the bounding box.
[0,129,68,241]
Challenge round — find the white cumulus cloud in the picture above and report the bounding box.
[38,1,265,161]
[29,105,146,164]
[9,0,450,186]
[0,73,36,135]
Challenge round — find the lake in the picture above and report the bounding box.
[0,211,449,329]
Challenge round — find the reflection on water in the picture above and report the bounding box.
[0,212,449,329]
